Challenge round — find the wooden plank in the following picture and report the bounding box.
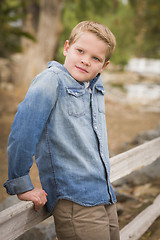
[110,137,160,182]
[0,137,160,240]
[120,193,160,240]
[0,201,50,240]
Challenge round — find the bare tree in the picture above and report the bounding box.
[12,0,63,84]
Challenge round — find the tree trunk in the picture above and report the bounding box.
[12,0,63,84]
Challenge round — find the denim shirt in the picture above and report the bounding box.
[4,61,116,213]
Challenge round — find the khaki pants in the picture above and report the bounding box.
[53,199,120,240]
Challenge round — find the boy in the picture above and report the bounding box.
[4,21,120,239]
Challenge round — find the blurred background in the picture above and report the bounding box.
[0,0,160,239]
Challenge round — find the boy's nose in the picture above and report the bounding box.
[81,58,90,66]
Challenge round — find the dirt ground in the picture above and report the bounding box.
[0,78,160,239]
[106,98,160,154]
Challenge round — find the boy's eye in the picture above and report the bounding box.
[93,56,100,61]
[77,49,83,53]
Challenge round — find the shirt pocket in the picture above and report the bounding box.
[95,85,106,114]
[66,88,86,117]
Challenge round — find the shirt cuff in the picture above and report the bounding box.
[3,175,34,195]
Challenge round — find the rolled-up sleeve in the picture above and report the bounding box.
[4,175,34,195]
[4,69,59,195]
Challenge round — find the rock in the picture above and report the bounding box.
[133,183,159,197]
[113,156,160,187]
[116,203,125,216]
[16,216,56,240]
[115,125,160,187]
[120,125,160,153]
[114,188,136,202]
[0,82,14,91]
[0,58,11,83]
[125,58,160,75]
[0,195,20,212]
[132,125,160,145]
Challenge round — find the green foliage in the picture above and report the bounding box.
[57,0,160,66]
[102,2,136,66]
[0,0,36,58]
[1,0,159,63]
[129,0,160,58]
[56,0,137,66]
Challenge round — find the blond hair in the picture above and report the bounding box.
[68,21,116,62]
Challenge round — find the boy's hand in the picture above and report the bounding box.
[17,188,48,211]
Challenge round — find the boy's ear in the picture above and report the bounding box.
[100,60,110,73]
[63,40,70,56]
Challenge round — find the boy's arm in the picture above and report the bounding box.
[4,69,59,206]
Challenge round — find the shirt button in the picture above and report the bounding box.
[95,126,97,130]
[101,153,104,158]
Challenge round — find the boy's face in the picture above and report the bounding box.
[63,32,109,82]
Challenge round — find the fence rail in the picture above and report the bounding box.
[120,193,160,240]
[0,137,160,240]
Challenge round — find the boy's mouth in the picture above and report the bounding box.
[76,65,88,73]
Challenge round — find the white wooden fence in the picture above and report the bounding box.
[0,137,160,240]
